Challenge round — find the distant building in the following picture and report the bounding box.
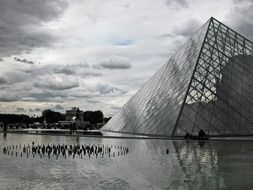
[66,107,84,128]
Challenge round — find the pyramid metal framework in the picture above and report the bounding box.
[102,17,253,137]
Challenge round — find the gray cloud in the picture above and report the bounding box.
[86,82,127,96]
[0,77,8,85]
[78,70,103,78]
[110,105,122,110]
[22,63,100,78]
[96,55,131,70]
[227,0,253,40]
[34,78,79,91]
[14,57,34,64]
[29,108,41,112]
[86,99,100,104]
[3,70,30,84]
[97,84,117,94]
[0,0,68,58]
[16,107,25,112]
[71,63,90,68]
[34,108,41,112]
[165,0,189,8]
[173,19,201,37]
[55,104,64,110]
[0,96,18,102]
[28,90,66,102]
[68,90,93,98]
[157,33,175,39]
[53,63,90,75]
[0,83,29,101]
[53,67,75,75]
[0,62,103,103]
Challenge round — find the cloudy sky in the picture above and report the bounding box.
[0,0,253,117]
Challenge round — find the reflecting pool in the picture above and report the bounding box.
[1,134,253,190]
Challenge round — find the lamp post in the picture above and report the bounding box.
[72,116,79,141]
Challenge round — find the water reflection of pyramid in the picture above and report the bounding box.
[102,17,253,137]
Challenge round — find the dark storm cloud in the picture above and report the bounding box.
[0,0,68,57]
[96,55,132,70]
[228,0,253,40]
[172,19,201,37]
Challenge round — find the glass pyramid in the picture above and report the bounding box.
[102,17,253,137]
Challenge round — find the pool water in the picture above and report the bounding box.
[0,133,253,190]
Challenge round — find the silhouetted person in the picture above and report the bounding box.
[3,147,6,154]
[23,146,26,153]
[42,145,45,156]
[3,123,7,137]
[184,132,191,140]
[198,129,208,140]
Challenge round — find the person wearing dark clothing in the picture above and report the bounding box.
[198,129,208,140]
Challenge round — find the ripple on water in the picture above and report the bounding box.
[98,178,130,190]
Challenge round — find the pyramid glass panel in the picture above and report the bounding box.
[175,18,253,136]
[102,20,209,136]
[102,17,253,137]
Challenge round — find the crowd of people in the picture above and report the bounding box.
[2,142,130,159]
[184,129,209,140]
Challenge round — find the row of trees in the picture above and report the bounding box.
[0,109,111,125]
[42,109,65,123]
[43,109,106,124]
[83,110,103,124]
[0,114,42,124]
